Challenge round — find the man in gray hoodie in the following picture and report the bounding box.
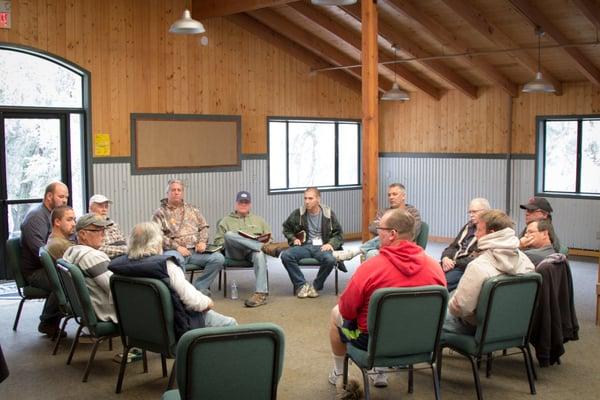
[444,210,535,334]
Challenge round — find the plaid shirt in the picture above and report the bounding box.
[99,219,128,259]
[153,199,209,250]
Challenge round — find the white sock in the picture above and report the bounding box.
[333,354,345,374]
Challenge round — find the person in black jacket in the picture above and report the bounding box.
[281,187,344,298]
[440,198,490,291]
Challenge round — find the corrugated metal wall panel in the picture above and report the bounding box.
[93,160,362,242]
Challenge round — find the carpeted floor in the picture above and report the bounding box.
[0,242,598,400]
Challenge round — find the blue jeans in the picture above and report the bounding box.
[445,266,466,292]
[203,310,237,327]
[280,244,336,291]
[223,231,268,293]
[360,236,380,259]
[164,250,224,292]
[443,313,476,335]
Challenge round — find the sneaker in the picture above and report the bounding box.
[244,292,268,307]
[328,368,343,385]
[333,248,361,262]
[307,284,319,298]
[369,369,388,388]
[262,241,289,258]
[297,283,310,298]
[113,348,143,364]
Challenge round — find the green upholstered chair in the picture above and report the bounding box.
[56,259,119,382]
[438,272,542,400]
[6,237,50,331]
[415,221,429,249]
[162,323,285,400]
[39,247,73,355]
[343,286,448,400]
[110,275,178,393]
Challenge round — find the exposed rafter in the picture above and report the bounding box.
[227,13,362,94]
[440,0,562,95]
[382,0,518,97]
[288,2,441,100]
[508,0,600,86]
[571,0,600,31]
[340,2,476,99]
[248,8,391,92]
[193,0,295,19]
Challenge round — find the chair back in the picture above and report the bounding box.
[6,237,27,290]
[39,247,69,309]
[474,272,542,351]
[415,222,429,249]
[56,259,100,329]
[366,286,448,367]
[110,275,177,355]
[176,323,285,400]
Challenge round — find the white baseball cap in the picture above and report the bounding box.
[89,194,112,205]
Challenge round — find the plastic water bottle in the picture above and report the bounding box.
[230,281,239,300]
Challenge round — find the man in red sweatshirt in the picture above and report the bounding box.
[327,208,446,388]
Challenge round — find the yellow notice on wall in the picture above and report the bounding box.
[95,133,111,156]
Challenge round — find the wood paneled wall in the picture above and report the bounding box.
[2,1,599,157]
[0,0,361,156]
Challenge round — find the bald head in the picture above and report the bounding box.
[43,181,69,210]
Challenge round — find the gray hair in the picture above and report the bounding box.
[128,222,164,260]
[166,178,184,194]
[470,197,491,210]
[389,183,406,193]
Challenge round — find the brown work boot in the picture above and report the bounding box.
[262,241,289,258]
[244,292,268,307]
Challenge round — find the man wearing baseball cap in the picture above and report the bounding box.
[62,213,117,323]
[519,196,561,252]
[88,194,128,259]
[214,191,282,307]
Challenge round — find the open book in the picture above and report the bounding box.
[203,244,224,253]
[294,230,307,244]
[238,231,271,243]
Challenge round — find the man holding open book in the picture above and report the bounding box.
[214,191,281,307]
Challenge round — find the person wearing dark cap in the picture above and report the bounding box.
[214,191,279,307]
[88,194,128,259]
[62,213,117,323]
[519,196,561,252]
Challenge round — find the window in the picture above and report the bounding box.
[536,116,600,197]
[268,118,361,192]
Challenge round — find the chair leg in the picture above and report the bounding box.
[520,346,537,394]
[360,368,371,400]
[161,353,168,377]
[53,316,71,355]
[408,365,414,393]
[486,352,493,378]
[525,344,537,380]
[223,269,228,298]
[167,362,176,390]
[188,270,194,283]
[431,363,442,400]
[82,337,104,382]
[436,346,444,381]
[467,355,484,400]
[67,325,84,365]
[115,345,131,393]
[335,266,338,295]
[142,350,149,373]
[218,270,222,291]
[342,355,349,388]
[13,298,26,331]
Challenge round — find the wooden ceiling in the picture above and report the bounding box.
[194,0,600,98]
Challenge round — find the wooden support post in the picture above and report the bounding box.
[361,0,379,242]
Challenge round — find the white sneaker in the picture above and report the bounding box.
[307,284,319,298]
[328,368,342,385]
[333,248,361,262]
[369,369,388,388]
[297,283,310,298]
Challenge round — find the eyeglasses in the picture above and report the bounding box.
[468,209,484,214]
[376,226,395,231]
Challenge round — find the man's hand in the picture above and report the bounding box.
[177,246,191,257]
[441,257,455,272]
[520,235,534,249]
[195,242,207,253]
[293,239,302,246]
[321,243,334,252]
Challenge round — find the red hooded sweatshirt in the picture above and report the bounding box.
[338,240,446,333]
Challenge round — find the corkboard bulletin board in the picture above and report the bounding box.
[131,113,241,174]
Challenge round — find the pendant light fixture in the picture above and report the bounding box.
[169,9,205,34]
[522,26,555,93]
[311,0,358,5]
[382,45,410,101]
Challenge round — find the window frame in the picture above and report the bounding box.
[267,116,362,194]
[535,114,600,200]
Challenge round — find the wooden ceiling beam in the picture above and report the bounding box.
[508,0,600,86]
[248,8,391,92]
[572,0,600,31]
[288,2,441,100]
[193,0,295,19]
[382,0,518,97]
[341,3,476,99]
[440,0,562,95]
[227,13,362,94]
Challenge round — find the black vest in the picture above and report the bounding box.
[108,254,204,339]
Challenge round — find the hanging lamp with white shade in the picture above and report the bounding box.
[169,9,205,34]
[382,45,410,101]
[522,27,555,93]
[311,0,358,5]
